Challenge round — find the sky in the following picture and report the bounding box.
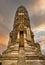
[0,0,45,54]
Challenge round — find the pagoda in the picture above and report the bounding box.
[0,6,45,65]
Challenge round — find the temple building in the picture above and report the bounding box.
[0,5,45,65]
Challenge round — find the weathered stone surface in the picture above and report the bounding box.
[0,5,45,65]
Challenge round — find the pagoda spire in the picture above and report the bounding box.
[8,5,34,47]
[2,5,42,59]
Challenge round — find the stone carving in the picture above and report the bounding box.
[0,5,45,65]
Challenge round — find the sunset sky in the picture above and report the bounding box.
[0,0,45,54]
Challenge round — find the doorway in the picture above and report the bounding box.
[19,31,24,47]
[0,62,2,65]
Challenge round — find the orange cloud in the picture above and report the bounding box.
[39,0,45,9]
[0,34,8,54]
[0,34,9,45]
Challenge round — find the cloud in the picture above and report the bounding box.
[40,36,45,42]
[29,0,45,29]
[0,0,45,54]
[39,36,45,50]
[32,28,45,51]
[32,24,45,33]
[29,0,45,14]
[41,49,45,55]
[0,14,10,45]
[0,43,7,54]
[0,14,11,32]
[0,34,9,45]
[0,0,45,30]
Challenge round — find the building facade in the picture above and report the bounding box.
[0,6,45,65]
